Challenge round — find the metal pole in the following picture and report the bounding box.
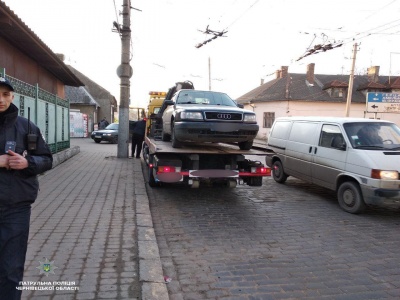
[117,0,131,158]
[345,43,357,117]
[389,52,400,84]
[208,56,211,91]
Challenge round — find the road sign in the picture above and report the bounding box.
[366,92,400,113]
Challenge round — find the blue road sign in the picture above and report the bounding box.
[367,92,400,103]
[366,92,400,113]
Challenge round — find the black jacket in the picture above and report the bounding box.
[130,120,146,136]
[0,103,53,206]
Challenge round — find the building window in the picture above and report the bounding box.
[332,88,344,98]
[263,112,275,128]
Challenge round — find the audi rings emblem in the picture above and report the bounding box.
[217,113,232,119]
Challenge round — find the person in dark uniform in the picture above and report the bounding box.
[0,77,53,300]
[131,118,146,158]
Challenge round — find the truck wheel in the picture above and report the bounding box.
[148,169,157,187]
[142,144,149,164]
[337,181,366,214]
[171,123,182,148]
[238,140,253,150]
[272,160,288,183]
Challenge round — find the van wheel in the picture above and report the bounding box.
[337,181,366,214]
[272,160,288,183]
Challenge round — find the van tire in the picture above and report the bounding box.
[337,181,366,214]
[272,160,288,183]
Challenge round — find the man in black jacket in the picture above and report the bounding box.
[130,118,146,158]
[0,77,53,299]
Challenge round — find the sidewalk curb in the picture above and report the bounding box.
[136,163,169,300]
[52,145,80,168]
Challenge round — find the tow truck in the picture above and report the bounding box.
[142,81,271,188]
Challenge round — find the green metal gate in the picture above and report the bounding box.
[1,71,70,153]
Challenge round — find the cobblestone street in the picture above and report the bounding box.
[146,171,400,300]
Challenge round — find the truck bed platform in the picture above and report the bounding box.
[145,136,270,156]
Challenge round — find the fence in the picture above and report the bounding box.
[1,70,70,153]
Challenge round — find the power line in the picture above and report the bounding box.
[194,0,261,48]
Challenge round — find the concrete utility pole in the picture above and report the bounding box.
[117,0,132,158]
[208,57,211,91]
[345,43,358,117]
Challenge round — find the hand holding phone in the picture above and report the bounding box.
[5,141,16,154]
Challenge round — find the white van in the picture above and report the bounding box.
[266,117,400,213]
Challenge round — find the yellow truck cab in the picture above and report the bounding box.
[147,91,166,135]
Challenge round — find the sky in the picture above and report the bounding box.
[3,0,400,108]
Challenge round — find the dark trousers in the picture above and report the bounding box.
[131,134,144,158]
[0,204,31,300]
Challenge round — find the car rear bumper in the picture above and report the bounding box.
[174,122,258,143]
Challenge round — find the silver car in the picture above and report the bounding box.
[161,89,259,149]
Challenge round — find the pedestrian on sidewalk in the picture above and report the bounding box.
[99,117,109,129]
[0,77,53,300]
[131,118,146,158]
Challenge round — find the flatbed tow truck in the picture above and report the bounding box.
[141,81,271,188]
[142,137,270,188]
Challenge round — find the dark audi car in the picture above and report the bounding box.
[91,123,118,144]
[161,90,258,149]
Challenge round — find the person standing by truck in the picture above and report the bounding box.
[131,118,146,158]
[0,77,53,299]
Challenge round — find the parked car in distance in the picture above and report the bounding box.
[91,123,118,144]
[161,89,259,149]
[266,116,400,214]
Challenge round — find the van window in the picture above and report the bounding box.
[289,122,318,144]
[270,121,292,139]
[344,122,400,149]
[319,125,345,149]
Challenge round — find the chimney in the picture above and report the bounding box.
[260,78,264,85]
[56,53,65,62]
[306,63,315,85]
[367,66,380,83]
[281,66,288,78]
[275,70,281,79]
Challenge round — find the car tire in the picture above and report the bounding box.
[337,181,366,214]
[171,122,182,148]
[238,140,253,150]
[94,139,101,144]
[161,129,170,142]
[272,160,288,183]
[112,137,118,144]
